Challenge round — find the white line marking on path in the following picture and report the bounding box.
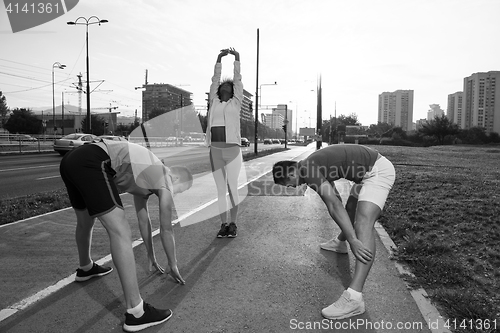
[0,165,59,172]
[36,175,60,180]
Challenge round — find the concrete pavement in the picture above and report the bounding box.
[0,144,445,332]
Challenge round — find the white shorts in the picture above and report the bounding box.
[351,155,395,210]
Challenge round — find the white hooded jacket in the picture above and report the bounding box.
[205,60,243,146]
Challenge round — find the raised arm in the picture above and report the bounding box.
[209,49,229,100]
[228,48,243,101]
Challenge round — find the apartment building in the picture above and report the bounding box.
[447,92,464,128]
[462,71,500,133]
[427,104,444,121]
[262,112,284,129]
[141,84,192,122]
[378,90,414,131]
[241,89,254,122]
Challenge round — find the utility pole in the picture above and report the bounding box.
[316,75,322,150]
[254,28,259,154]
[61,92,65,135]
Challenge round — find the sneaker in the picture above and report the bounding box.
[320,238,348,253]
[217,223,228,238]
[321,290,365,320]
[227,222,237,238]
[75,262,113,282]
[123,302,172,332]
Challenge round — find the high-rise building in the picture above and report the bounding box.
[378,90,414,131]
[272,104,293,135]
[447,92,464,128]
[241,89,254,122]
[427,104,444,121]
[262,113,284,129]
[463,71,500,133]
[141,84,192,122]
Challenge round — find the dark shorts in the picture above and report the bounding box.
[59,144,123,217]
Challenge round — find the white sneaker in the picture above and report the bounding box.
[320,238,348,253]
[322,290,365,320]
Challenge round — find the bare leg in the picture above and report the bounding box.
[98,207,142,309]
[226,150,242,223]
[74,209,95,267]
[338,184,361,241]
[210,149,229,224]
[337,195,357,242]
[212,167,228,224]
[349,201,381,292]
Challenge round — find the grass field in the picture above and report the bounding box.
[1,144,499,332]
[374,145,500,333]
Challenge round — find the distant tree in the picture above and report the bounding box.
[322,113,362,143]
[418,115,459,145]
[381,127,407,139]
[4,108,41,134]
[489,131,500,143]
[367,122,393,137]
[81,115,106,135]
[456,126,489,144]
[337,113,361,126]
[0,91,9,129]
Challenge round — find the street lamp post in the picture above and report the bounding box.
[259,82,277,108]
[52,62,65,135]
[67,16,108,134]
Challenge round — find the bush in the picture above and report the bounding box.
[489,131,500,143]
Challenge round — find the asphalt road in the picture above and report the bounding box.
[0,143,284,200]
[0,152,62,199]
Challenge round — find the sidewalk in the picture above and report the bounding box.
[0,144,442,332]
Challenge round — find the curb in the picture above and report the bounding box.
[374,222,451,333]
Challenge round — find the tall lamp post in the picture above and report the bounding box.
[52,62,65,134]
[67,16,108,133]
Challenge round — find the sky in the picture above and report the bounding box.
[1,0,499,128]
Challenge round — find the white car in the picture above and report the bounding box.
[12,134,38,142]
[53,133,97,156]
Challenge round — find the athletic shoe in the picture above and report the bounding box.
[75,262,113,282]
[320,238,348,253]
[217,223,228,238]
[123,303,172,332]
[321,290,365,320]
[227,222,237,238]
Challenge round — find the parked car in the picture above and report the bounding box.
[12,134,38,142]
[240,137,250,147]
[272,139,280,144]
[263,139,272,145]
[53,133,97,156]
[97,135,128,141]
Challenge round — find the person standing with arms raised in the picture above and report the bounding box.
[205,47,244,238]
